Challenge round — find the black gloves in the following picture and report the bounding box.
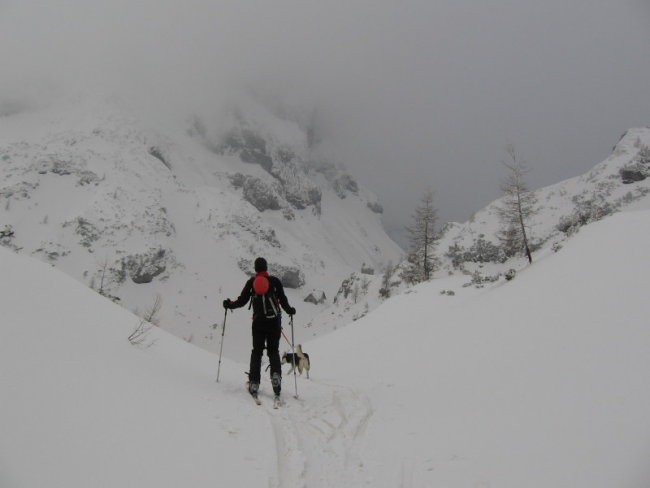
[287,306,296,316]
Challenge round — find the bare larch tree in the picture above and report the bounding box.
[405,188,439,282]
[496,145,537,264]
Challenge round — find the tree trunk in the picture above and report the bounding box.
[516,191,533,264]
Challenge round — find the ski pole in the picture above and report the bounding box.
[290,315,298,399]
[216,309,228,383]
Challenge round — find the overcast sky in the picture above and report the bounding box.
[2,0,650,246]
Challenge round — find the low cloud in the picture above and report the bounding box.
[2,0,650,245]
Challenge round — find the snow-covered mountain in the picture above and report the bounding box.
[310,127,650,332]
[3,89,650,486]
[437,127,650,276]
[0,94,402,355]
[2,195,649,487]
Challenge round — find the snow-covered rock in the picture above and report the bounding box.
[0,95,402,355]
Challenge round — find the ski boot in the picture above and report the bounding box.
[271,372,282,408]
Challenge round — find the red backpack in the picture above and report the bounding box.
[249,272,280,319]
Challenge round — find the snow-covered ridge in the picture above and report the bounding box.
[0,96,402,354]
[305,128,650,334]
[437,127,650,273]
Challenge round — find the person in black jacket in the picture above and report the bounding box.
[223,257,296,398]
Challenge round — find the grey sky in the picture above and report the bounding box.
[2,0,650,247]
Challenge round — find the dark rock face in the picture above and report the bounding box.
[620,167,647,184]
[241,177,281,212]
[121,248,169,284]
[304,290,327,304]
[333,174,359,198]
[277,265,305,289]
[367,201,383,214]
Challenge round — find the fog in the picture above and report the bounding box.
[2,0,650,246]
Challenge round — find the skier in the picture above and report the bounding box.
[223,257,296,401]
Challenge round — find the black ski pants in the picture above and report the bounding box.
[249,316,282,385]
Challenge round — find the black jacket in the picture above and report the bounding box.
[230,274,292,319]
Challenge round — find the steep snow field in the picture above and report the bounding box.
[0,97,401,357]
[2,203,649,487]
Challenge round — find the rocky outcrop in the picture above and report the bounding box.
[119,248,171,284]
[333,174,359,198]
[240,176,281,212]
[304,290,327,304]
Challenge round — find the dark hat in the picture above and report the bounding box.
[254,257,268,272]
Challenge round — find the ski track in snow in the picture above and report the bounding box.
[265,379,374,488]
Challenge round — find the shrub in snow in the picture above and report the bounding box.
[64,217,100,248]
[557,195,614,235]
[334,273,370,304]
[464,270,501,288]
[90,258,121,302]
[33,158,101,186]
[379,262,399,299]
[0,224,14,239]
[636,145,650,165]
[128,320,156,348]
[445,235,507,269]
[140,294,163,325]
[0,181,38,201]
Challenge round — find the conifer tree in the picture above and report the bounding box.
[404,188,439,283]
[496,145,537,264]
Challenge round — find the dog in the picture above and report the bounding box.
[282,344,310,378]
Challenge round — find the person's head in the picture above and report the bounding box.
[254,257,268,273]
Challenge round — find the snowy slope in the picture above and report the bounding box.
[303,128,650,338]
[438,127,650,275]
[2,202,649,487]
[308,207,650,487]
[0,95,401,358]
[0,247,272,487]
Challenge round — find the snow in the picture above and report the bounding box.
[0,96,402,357]
[2,203,650,487]
[437,126,650,277]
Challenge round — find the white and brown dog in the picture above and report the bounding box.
[282,344,310,378]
